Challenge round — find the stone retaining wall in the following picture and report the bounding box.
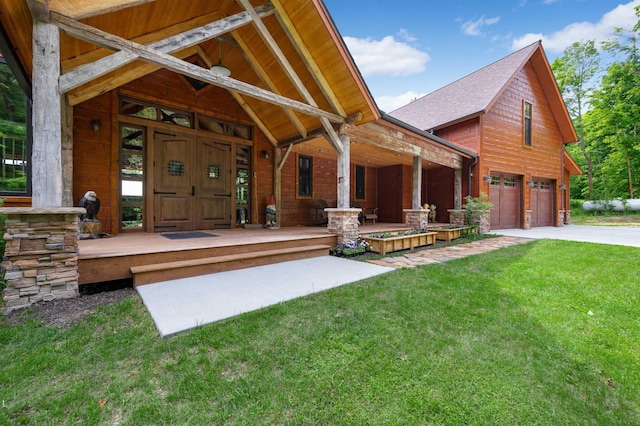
[1,207,85,313]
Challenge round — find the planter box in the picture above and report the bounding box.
[362,232,436,255]
[431,226,469,242]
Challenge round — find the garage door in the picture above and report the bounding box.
[531,179,554,227]
[489,174,521,229]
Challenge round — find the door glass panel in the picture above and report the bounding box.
[120,125,145,230]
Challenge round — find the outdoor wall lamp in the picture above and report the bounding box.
[559,183,567,190]
[91,119,102,133]
[261,150,270,159]
[483,175,492,183]
[526,180,536,188]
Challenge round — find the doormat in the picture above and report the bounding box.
[161,232,219,240]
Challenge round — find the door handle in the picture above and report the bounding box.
[154,190,177,195]
[192,186,195,196]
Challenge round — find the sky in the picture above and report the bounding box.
[323,0,640,113]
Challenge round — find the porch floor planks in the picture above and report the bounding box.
[77,224,409,285]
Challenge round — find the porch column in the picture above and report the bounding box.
[61,99,74,206]
[274,147,282,227]
[337,134,350,208]
[454,168,463,209]
[412,156,422,209]
[32,20,63,207]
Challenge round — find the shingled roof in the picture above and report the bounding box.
[389,41,541,131]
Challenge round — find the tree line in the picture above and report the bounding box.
[551,6,640,201]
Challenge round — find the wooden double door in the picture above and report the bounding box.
[154,133,231,231]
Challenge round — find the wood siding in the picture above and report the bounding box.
[434,61,565,228]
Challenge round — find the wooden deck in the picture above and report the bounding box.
[78,224,408,285]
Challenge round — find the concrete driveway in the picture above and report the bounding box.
[492,225,640,248]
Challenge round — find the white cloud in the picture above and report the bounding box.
[461,16,501,36]
[397,28,417,43]
[344,35,430,77]
[511,0,640,52]
[376,91,427,113]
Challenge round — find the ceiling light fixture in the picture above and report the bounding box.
[210,40,231,77]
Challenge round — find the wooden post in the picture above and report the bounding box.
[412,156,421,209]
[337,134,350,208]
[32,20,63,207]
[273,147,282,227]
[61,96,74,207]
[454,168,463,209]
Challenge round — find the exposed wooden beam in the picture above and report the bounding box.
[343,122,463,169]
[277,125,335,148]
[231,30,308,138]
[271,0,346,117]
[237,0,344,153]
[50,11,345,124]
[59,3,275,93]
[67,47,197,106]
[277,143,294,172]
[53,0,155,20]
[198,46,279,147]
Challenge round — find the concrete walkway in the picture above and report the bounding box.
[493,225,640,248]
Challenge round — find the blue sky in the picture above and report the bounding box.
[323,0,640,112]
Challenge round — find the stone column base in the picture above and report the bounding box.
[448,209,465,226]
[403,209,429,230]
[1,207,85,313]
[524,210,532,230]
[326,208,360,246]
[565,210,571,225]
[557,210,566,227]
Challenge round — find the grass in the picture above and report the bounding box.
[1,240,639,425]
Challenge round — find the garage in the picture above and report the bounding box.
[531,179,555,227]
[489,174,521,229]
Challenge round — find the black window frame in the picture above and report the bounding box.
[298,155,313,197]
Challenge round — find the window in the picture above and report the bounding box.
[523,102,532,147]
[0,58,29,195]
[120,125,145,230]
[120,97,193,129]
[355,165,365,199]
[298,155,313,197]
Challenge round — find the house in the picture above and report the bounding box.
[390,41,581,229]
[0,0,475,310]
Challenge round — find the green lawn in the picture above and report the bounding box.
[1,240,639,425]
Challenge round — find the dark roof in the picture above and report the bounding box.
[389,42,541,131]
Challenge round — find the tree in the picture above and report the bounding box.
[551,40,600,199]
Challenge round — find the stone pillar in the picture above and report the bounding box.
[326,208,360,246]
[565,210,571,225]
[477,210,490,234]
[558,210,566,227]
[448,209,465,226]
[404,209,429,230]
[1,207,85,313]
[524,210,532,230]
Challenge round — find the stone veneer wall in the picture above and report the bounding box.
[448,209,490,233]
[326,208,360,245]
[1,207,85,313]
[404,209,429,230]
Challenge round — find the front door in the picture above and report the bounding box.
[154,133,231,231]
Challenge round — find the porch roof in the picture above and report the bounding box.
[1,0,379,148]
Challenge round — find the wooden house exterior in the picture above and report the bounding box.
[391,42,581,229]
[0,0,479,309]
[0,0,473,236]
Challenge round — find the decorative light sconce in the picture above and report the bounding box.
[91,119,102,133]
[559,183,567,190]
[526,180,535,188]
[261,150,270,159]
[483,175,492,183]
[210,39,231,77]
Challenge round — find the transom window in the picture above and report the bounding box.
[120,97,193,129]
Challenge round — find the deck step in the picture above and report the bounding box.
[131,244,331,286]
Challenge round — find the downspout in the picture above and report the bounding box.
[468,155,479,197]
